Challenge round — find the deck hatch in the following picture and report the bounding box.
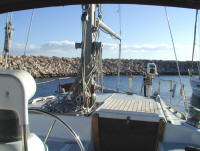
[97,117,159,151]
[100,94,160,114]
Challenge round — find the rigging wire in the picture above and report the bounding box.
[192,9,199,70]
[96,5,104,92]
[164,7,189,116]
[96,5,122,92]
[80,7,93,110]
[116,4,122,92]
[82,13,87,108]
[23,9,35,66]
[196,11,200,76]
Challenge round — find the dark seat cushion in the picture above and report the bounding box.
[0,110,22,142]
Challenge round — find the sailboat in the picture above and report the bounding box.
[1,1,200,151]
[190,75,200,98]
[189,9,200,99]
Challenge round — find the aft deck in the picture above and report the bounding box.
[94,93,164,151]
[100,93,159,113]
[96,93,163,122]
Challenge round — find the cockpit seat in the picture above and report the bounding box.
[0,110,21,142]
[0,70,46,151]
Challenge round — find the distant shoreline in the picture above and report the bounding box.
[0,55,198,78]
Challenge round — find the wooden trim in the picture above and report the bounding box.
[158,119,166,142]
[153,119,166,151]
[92,113,100,151]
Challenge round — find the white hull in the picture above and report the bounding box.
[29,113,93,151]
[190,76,200,98]
[29,110,200,151]
[29,93,200,151]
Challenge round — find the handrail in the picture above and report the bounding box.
[29,108,85,151]
[157,79,186,120]
[157,78,173,104]
[157,95,172,123]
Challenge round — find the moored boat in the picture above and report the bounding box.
[190,76,200,99]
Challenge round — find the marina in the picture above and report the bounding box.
[0,1,200,151]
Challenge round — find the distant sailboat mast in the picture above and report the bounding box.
[3,13,13,69]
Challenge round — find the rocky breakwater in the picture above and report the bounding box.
[0,55,80,78]
[0,55,198,78]
[103,59,197,75]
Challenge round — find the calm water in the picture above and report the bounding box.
[35,75,197,113]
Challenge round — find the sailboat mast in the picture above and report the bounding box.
[82,4,96,108]
[73,4,121,113]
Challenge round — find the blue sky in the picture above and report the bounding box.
[0,4,198,60]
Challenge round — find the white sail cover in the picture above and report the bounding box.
[0,0,199,13]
